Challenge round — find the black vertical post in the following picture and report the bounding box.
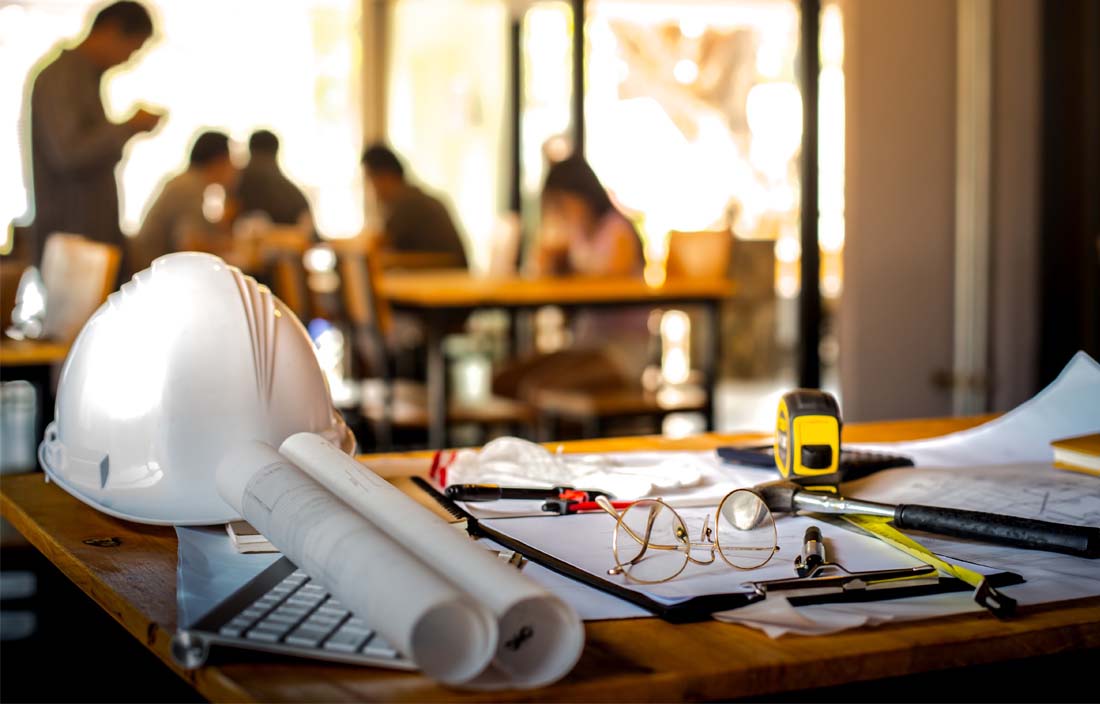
[509,15,522,215]
[571,0,585,155]
[799,0,822,389]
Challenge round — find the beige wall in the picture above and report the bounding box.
[990,0,1040,411]
[839,0,958,421]
[839,0,1041,421]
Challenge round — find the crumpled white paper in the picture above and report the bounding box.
[443,436,704,500]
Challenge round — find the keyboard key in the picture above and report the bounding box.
[323,625,372,653]
[219,618,251,638]
[276,606,310,620]
[304,613,342,629]
[287,596,323,610]
[246,626,286,643]
[261,612,301,627]
[362,634,398,658]
[285,624,334,648]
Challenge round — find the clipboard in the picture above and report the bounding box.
[411,478,1024,623]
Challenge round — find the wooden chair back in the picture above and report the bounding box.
[40,233,120,342]
[333,237,393,380]
[259,226,312,321]
[665,230,732,280]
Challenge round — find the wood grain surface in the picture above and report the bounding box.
[377,270,736,309]
[0,339,70,367]
[2,417,1098,702]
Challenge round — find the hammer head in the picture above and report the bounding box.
[751,473,843,515]
[751,478,801,515]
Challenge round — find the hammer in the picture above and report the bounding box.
[750,478,1100,559]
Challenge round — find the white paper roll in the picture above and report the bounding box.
[279,432,585,688]
[216,441,497,685]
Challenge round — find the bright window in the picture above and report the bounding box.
[3,0,363,248]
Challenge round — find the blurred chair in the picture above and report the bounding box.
[486,212,522,278]
[257,225,312,321]
[40,233,120,342]
[333,238,531,450]
[1,256,27,333]
[721,238,778,379]
[665,230,732,280]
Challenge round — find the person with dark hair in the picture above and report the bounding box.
[237,129,312,228]
[495,154,651,404]
[361,143,467,268]
[531,155,643,277]
[23,0,163,266]
[129,130,238,273]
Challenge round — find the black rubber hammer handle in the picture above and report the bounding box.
[894,505,1100,558]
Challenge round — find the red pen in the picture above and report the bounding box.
[542,499,635,515]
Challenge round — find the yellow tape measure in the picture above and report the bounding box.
[841,515,1016,618]
[776,389,842,479]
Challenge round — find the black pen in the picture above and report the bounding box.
[444,484,613,502]
[795,525,827,577]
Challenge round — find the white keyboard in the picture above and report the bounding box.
[171,557,415,671]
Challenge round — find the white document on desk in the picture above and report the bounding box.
[849,350,1100,466]
[480,510,967,606]
[485,352,1100,637]
[720,351,1100,636]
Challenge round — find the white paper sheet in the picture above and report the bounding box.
[716,352,1100,636]
[485,353,1100,637]
[480,510,940,606]
[849,351,1100,466]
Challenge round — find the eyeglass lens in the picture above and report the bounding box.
[716,489,777,569]
[612,500,690,583]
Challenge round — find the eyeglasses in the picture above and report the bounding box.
[595,490,779,584]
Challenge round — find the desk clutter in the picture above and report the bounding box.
[27,251,1100,686]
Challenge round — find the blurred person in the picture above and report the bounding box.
[361,144,468,269]
[129,131,238,274]
[237,129,313,231]
[529,155,643,278]
[23,1,164,266]
[495,155,652,404]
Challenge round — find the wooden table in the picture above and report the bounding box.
[0,338,70,368]
[378,271,736,448]
[2,416,1097,701]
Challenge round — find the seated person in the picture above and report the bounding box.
[529,155,643,278]
[497,156,653,403]
[237,129,313,230]
[130,130,238,274]
[361,144,468,269]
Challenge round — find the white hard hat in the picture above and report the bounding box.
[38,252,356,525]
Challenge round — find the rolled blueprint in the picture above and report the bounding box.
[216,441,497,685]
[279,432,586,689]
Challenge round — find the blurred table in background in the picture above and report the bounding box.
[377,271,736,448]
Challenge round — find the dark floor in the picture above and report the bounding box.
[755,647,1095,703]
[0,547,203,704]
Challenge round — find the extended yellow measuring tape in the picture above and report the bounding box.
[840,514,1016,618]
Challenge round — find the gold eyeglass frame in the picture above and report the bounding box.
[595,490,780,585]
